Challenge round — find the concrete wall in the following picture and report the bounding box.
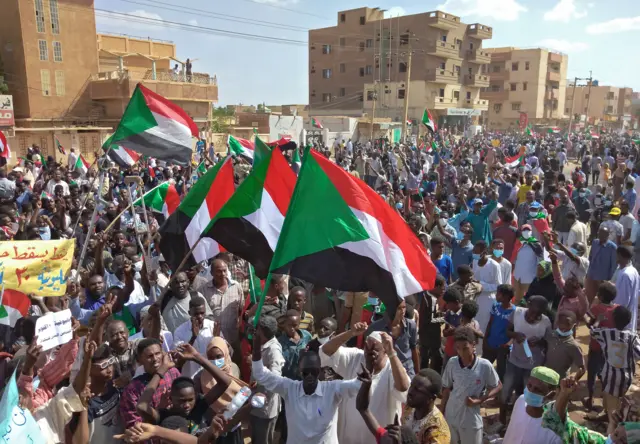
[269,115,304,144]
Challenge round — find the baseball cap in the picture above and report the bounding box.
[609,207,621,216]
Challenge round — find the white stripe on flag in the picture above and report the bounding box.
[242,190,284,251]
[337,207,423,297]
[149,112,194,149]
[185,200,220,263]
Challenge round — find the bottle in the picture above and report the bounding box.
[223,387,252,420]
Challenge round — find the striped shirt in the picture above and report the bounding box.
[591,327,640,397]
[299,311,314,332]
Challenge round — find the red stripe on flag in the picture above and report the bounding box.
[2,289,30,317]
[311,151,437,291]
[164,184,181,215]
[204,157,235,219]
[264,148,297,216]
[138,84,199,137]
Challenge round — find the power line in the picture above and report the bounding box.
[235,0,330,20]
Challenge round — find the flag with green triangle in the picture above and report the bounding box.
[133,181,181,219]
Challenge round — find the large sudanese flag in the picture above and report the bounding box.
[103,84,198,167]
[203,146,297,278]
[108,145,141,168]
[268,149,438,314]
[159,157,235,271]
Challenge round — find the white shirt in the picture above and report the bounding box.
[503,395,562,444]
[555,250,589,282]
[104,272,148,319]
[492,257,513,286]
[174,318,216,378]
[34,385,84,443]
[319,347,407,444]
[472,258,501,298]
[620,214,635,239]
[45,179,70,196]
[68,152,78,169]
[514,244,539,284]
[614,265,640,331]
[567,221,588,246]
[251,359,361,444]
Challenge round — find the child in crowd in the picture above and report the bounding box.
[483,284,516,381]
[450,265,483,303]
[582,281,618,411]
[443,296,483,364]
[419,275,446,372]
[277,310,313,380]
[307,317,338,353]
[591,305,640,435]
[543,310,585,379]
[441,327,502,444]
[430,238,454,284]
[287,286,314,333]
[500,295,552,426]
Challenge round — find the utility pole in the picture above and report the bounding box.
[370,83,378,141]
[401,50,413,143]
[585,70,593,120]
[567,76,578,135]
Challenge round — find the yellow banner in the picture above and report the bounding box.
[491,139,501,147]
[0,240,75,296]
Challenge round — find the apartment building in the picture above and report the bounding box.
[565,83,633,126]
[481,47,568,130]
[308,7,492,125]
[1,0,217,160]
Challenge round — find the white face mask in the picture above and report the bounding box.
[134,261,143,272]
[522,230,532,239]
[439,218,448,227]
[317,336,331,345]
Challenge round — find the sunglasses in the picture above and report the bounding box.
[93,356,116,369]
[301,368,320,377]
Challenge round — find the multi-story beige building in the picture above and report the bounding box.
[1,0,217,161]
[565,83,633,127]
[308,7,492,126]
[481,47,568,130]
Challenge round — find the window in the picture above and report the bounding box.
[494,103,502,113]
[585,93,589,99]
[523,82,528,91]
[49,0,60,34]
[322,93,332,103]
[399,62,407,73]
[366,39,373,48]
[359,67,365,77]
[359,16,365,25]
[512,103,521,111]
[53,41,62,62]
[339,63,346,73]
[79,135,86,154]
[440,34,447,42]
[607,105,614,113]
[339,37,346,47]
[398,89,405,99]
[466,91,471,99]
[322,69,332,79]
[510,83,517,91]
[439,88,445,97]
[439,62,446,70]
[367,90,375,101]
[525,61,530,70]
[400,34,409,45]
[322,45,331,54]
[469,42,474,50]
[55,70,65,96]
[38,40,48,61]
[40,69,51,96]
[359,42,365,52]
[607,92,614,100]
[365,65,373,75]
[492,65,501,73]
[565,108,570,113]
[511,62,519,71]
[35,0,46,33]
[453,90,460,100]
[454,65,460,74]
[340,13,346,22]
[339,87,346,97]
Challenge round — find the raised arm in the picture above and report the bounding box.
[355,364,381,436]
[381,333,410,392]
[321,322,367,357]
[174,343,232,405]
[136,354,174,424]
[251,333,289,397]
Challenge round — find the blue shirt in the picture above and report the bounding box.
[623,188,637,212]
[467,200,498,244]
[497,182,513,205]
[451,239,474,281]
[587,239,618,280]
[487,302,515,348]
[278,329,312,380]
[449,210,469,232]
[433,255,454,283]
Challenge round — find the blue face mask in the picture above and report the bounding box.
[523,387,545,407]
[38,226,51,241]
[456,231,465,241]
[493,249,504,258]
[396,202,403,210]
[472,253,482,261]
[556,328,573,337]
[569,247,579,255]
[367,296,379,306]
[605,436,613,444]
[212,358,225,369]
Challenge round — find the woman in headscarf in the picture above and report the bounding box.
[194,337,245,444]
[525,260,563,311]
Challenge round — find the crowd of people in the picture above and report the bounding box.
[2,128,640,444]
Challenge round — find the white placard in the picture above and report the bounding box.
[35,309,73,351]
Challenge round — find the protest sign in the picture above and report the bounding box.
[0,240,74,296]
[35,309,73,351]
[0,369,44,443]
[491,139,501,147]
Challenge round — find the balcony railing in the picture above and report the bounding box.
[425,11,461,30]
[465,99,489,108]
[466,49,491,64]
[91,69,218,85]
[480,89,509,101]
[428,96,458,109]
[464,74,490,87]
[468,24,492,39]
[547,71,560,83]
[425,69,459,83]
[426,41,462,59]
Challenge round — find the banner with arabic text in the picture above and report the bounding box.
[0,240,74,296]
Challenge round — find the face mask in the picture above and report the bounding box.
[529,211,539,218]
[523,387,545,407]
[396,202,403,210]
[493,249,504,258]
[133,261,143,272]
[367,296,379,306]
[579,192,586,197]
[555,328,573,337]
[38,226,51,241]
[521,230,532,239]
[605,437,613,444]
[569,247,579,255]
[439,218,448,227]
[456,231,465,241]
[317,336,331,345]
[212,358,225,369]
[472,253,482,261]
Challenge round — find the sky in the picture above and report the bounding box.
[94,0,640,106]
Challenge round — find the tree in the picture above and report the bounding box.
[0,54,8,94]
